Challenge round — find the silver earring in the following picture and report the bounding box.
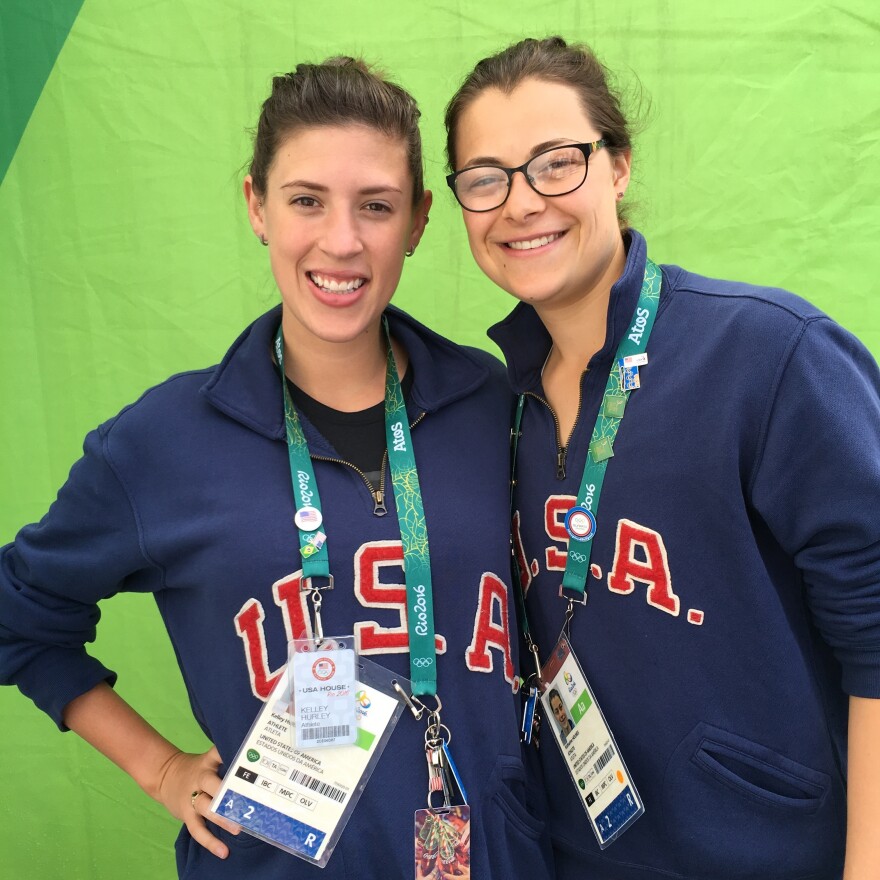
[405,247,415,258]
[260,234,268,246]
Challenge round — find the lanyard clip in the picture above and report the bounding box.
[300,575,334,646]
[310,589,324,644]
[559,583,588,605]
[526,636,543,685]
[393,682,427,721]
[301,574,334,592]
[555,598,576,647]
[419,694,443,732]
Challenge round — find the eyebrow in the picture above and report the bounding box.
[280,179,403,196]
[461,138,576,169]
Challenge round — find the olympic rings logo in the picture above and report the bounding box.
[569,551,589,563]
[412,658,434,667]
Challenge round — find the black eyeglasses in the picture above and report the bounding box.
[446,140,606,212]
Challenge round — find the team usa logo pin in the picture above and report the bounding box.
[312,656,336,681]
[565,505,597,542]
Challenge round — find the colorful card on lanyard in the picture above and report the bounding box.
[414,805,471,878]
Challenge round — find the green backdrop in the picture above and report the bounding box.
[1,0,878,876]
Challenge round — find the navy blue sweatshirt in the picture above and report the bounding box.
[0,305,552,880]
[489,230,880,880]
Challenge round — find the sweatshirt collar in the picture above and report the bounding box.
[488,229,649,394]
[201,304,491,440]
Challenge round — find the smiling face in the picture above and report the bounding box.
[550,693,569,728]
[244,124,430,349]
[453,77,630,313]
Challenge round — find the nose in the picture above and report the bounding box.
[501,169,546,223]
[319,208,364,259]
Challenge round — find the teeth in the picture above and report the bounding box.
[309,272,366,292]
[506,233,561,251]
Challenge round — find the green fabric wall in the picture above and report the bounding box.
[1,0,878,876]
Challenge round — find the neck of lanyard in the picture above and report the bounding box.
[274,320,438,697]
[511,259,662,629]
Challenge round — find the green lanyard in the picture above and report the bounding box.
[274,321,438,696]
[512,259,662,607]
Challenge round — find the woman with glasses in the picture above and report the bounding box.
[444,36,880,880]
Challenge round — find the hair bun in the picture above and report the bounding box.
[248,56,425,206]
[322,55,363,70]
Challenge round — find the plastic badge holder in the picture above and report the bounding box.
[540,636,644,849]
[211,656,409,867]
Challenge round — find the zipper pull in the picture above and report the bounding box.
[556,447,567,480]
[372,489,387,517]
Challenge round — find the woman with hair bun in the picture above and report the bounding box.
[0,57,552,880]
[445,35,880,879]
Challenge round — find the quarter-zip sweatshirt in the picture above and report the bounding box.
[0,304,552,880]
[490,230,880,880]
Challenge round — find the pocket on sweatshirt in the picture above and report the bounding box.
[175,823,276,880]
[474,754,553,879]
[662,722,842,877]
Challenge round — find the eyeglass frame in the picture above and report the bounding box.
[445,139,607,213]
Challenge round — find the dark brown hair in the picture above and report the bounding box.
[445,37,634,224]
[249,56,424,204]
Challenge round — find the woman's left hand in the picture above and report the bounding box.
[155,745,241,859]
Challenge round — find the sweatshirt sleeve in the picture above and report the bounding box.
[0,422,157,728]
[750,316,880,697]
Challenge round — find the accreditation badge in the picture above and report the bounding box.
[540,636,644,848]
[212,657,408,867]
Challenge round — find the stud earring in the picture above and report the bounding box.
[616,192,624,201]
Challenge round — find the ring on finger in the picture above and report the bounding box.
[190,790,203,810]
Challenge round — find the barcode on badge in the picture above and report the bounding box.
[300,725,351,741]
[594,745,615,775]
[290,768,347,804]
